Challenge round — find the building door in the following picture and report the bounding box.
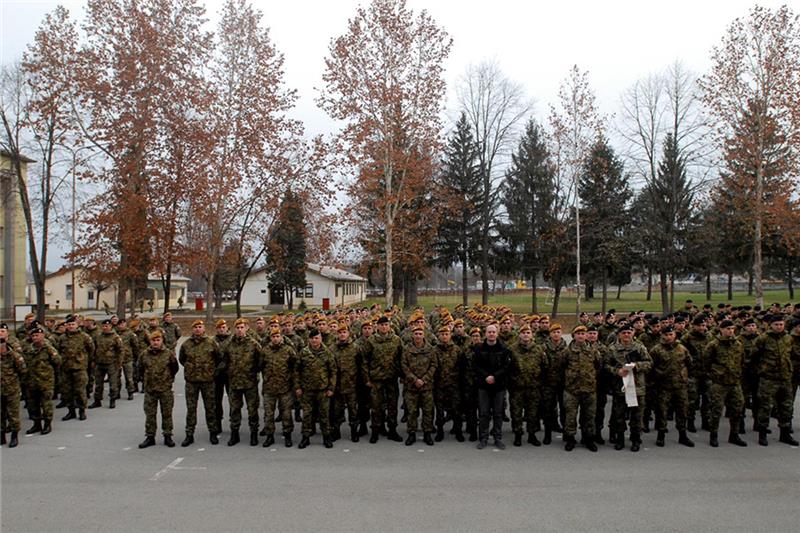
[269,283,284,306]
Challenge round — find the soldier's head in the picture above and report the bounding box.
[691,315,707,333]
[148,317,159,328]
[518,325,532,343]
[31,327,45,345]
[618,324,633,343]
[719,319,736,339]
[111,314,119,325]
[660,326,676,344]
[437,326,451,344]
[308,329,322,349]
[317,319,330,334]
[163,312,173,323]
[549,324,562,343]
[572,325,587,344]
[0,323,8,340]
[376,316,390,335]
[117,318,128,331]
[470,327,482,344]
[24,313,35,327]
[150,331,163,348]
[361,321,374,338]
[270,327,283,346]
[255,317,266,332]
[191,320,205,336]
[216,319,228,335]
[586,327,598,343]
[578,312,589,325]
[101,319,113,333]
[485,324,498,344]
[768,316,785,334]
[281,320,294,335]
[742,318,757,334]
[84,317,96,329]
[65,316,79,332]
[337,324,350,343]
[234,318,248,337]
[412,326,425,347]
[453,320,465,336]
[500,316,513,333]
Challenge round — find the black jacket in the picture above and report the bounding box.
[473,340,511,391]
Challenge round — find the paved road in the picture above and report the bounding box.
[2,370,799,533]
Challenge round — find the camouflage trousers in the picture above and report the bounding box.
[595,382,610,434]
[369,379,399,429]
[564,390,596,439]
[229,386,259,432]
[263,390,294,435]
[1,392,21,432]
[334,390,358,428]
[461,386,478,435]
[404,388,434,433]
[510,386,540,434]
[94,363,119,401]
[757,378,794,430]
[185,381,217,435]
[434,385,462,429]
[214,372,229,432]
[117,361,136,394]
[609,393,645,436]
[63,369,88,409]
[687,376,710,422]
[301,389,330,437]
[708,382,744,432]
[144,390,174,437]
[27,386,54,423]
[541,384,565,431]
[656,385,688,432]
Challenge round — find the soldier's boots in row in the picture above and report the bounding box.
[594,432,605,445]
[543,428,552,445]
[41,420,52,435]
[369,428,380,444]
[386,426,403,443]
[298,436,311,449]
[614,432,626,451]
[528,432,541,446]
[656,430,666,447]
[210,432,219,445]
[26,420,43,435]
[62,408,86,421]
[564,436,576,451]
[138,435,156,448]
[434,425,445,442]
[678,430,695,447]
[228,429,240,446]
[181,434,195,447]
[728,427,747,447]
[709,432,719,448]
[109,398,116,409]
[262,433,275,447]
[284,432,293,447]
[405,432,416,446]
[422,432,434,446]
[164,435,175,447]
[581,434,598,452]
[88,399,103,409]
[513,432,523,447]
[630,433,641,452]
[250,431,258,446]
[7,431,19,447]
[350,424,359,443]
[358,421,369,437]
[762,427,800,446]
[128,392,134,401]
[323,435,333,448]
[687,418,697,433]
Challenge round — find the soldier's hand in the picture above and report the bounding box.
[486,376,495,385]
[365,381,373,388]
[618,368,629,377]
[414,378,424,389]
[295,388,303,398]
[325,389,334,398]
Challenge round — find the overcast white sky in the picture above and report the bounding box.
[0,0,789,269]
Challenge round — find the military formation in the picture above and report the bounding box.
[1,300,799,454]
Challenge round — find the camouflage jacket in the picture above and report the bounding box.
[140,345,178,393]
[1,345,26,395]
[681,330,710,380]
[261,341,297,395]
[24,341,61,390]
[362,332,402,383]
[331,340,360,394]
[509,340,546,390]
[161,321,182,349]
[792,333,800,380]
[118,329,140,364]
[223,335,262,390]
[433,341,463,390]
[179,334,221,383]
[95,331,124,366]
[542,337,568,389]
[738,332,760,374]
[604,340,652,395]
[650,341,692,389]
[295,344,336,392]
[562,342,602,395]
[704,336,744,386]
[402,342,438,392]
[753,331,793,381]
[57,330,95,372]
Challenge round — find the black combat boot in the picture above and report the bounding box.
[89,399,102,409]
[358,421,368,436]
[164,435,175,447]
[41,420,52,435]
[262,433,275,448]
[709,431,719,447]
[468,431,478,442]
[614,432,625,451]
[701,416,709,432]
[513,432,523,447]
[9,431,19,448]
[56,399,67,409]
[138,435,155,448]
[608,431,617,445]
[405,432,416,446]
[543,427,552,445]
[250,430,258,446]
[181,434,194,447]
[400,411,408,423]
[642,419,650,433]
[526,432,539,446]
[687,417,697,433]
[678,430,695,447]
[283,432,293,447]
[630,433,640,452]
[454,425,465,443]
[594,431,605,445]
[227,429,240,446]
[564,436,576,452]
[585,435,598,452]
[386,426,403,442]
[331,426,341,442]
[434,425,445,442]
[779,427,799,446]
[1,431,5,445]
[109,398,116,409]
[350,424,359,443]
[62,408,76,421]
[728,427,747,447]
[298,435,311,449]
[369,428,379,444]
[260,426,268,436]
[423,432,435,446]
[127,392,134,400]
[656,430,666,447]
[78,409,87,420]
[738,417,745,435]
[210,432,219,445]
[758,430,768,446]
[323,436,333,448]
[26,420,43,435]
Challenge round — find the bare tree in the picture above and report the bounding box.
[456,59,533,304]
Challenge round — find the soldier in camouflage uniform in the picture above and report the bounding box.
[587,326,611,445]
[738,318,761,431]
[138,331,179,448]
[433,325,464,442]
[509,324,545,447]
[57,316,94,421]
[261,327,297,448]
[788,319,800,415]
[161,311,182,353]
[1,335,26,447]
[541,324,568,445]
[682,315,711,432]
[23,327,61,436]
[222,318,262,446]
[213,319,231,433]
[353,319,374,436]
[179,320,221,447]
[402,326,438,446]
[295,329,337,449]
[561,326,602,452]
[89,319,124,409]
[331,323,361,443]
[650,326,695,447]
[754,316,797,446]
[704,319,747,447]
[115,318,139,400]
[361,316,404,444]
[604,324,651,452]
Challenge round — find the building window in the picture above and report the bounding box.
[66,284,73,300]
[87,290,94,300]
[297,284,313,298]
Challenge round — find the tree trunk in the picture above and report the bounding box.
[706,271,712,301]
[748,270,753,296]
[646,269,652,301]
[669,272,675,312]
[530,268,538,314]
[162,268,172,315]
[116,276,127,318]
[727,271,733,301]
[788,260,794,300]
[753,166,764,308]
[551,277,562,318]
[385,223,394,309]
[235,291,242,316]
[205,274,214,322]
[616,284,622,300]
[461,254,469,307]
[659,269,669,315]
[601,269,608,314]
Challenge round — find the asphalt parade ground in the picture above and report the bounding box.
[2,369,799,533]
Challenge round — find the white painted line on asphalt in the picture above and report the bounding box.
[150,457,184,481]
[123,447,132,451]
[197,448,205,451]
[492,449,499,452]
[57,446,66,450]
[343,449,350,453]
[85,434,93,438]
[417,449,424,453]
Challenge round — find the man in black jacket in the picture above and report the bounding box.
[474,324,511,450]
